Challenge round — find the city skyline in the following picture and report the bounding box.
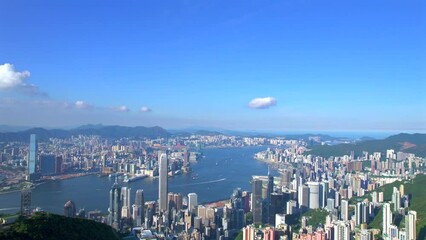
[1,0,425,132]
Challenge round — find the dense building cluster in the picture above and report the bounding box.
[2,133,424,240]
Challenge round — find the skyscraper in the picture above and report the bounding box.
[64,200,76,217]
[383,203,392,238]
[298,185,309,209]
[320,181,329,208]
[405,210,417,240]
[20,188,31,216]
[158,153,168,212]
[121,187,131,218]
[40,154,55,175]
[392,187,401,212]
[268,193,285,226]
[341,200,349,221]
[307,182,320,209]
[355,202,363,225]
[109,178,122,230]
[134,189,145,226]
[267,167,274,201]
[188,193,198,213]
[174,193,183,211]
[334,221,351,240]
[55,156,63,174]
[28,134,37,176]
[252,178,263,224]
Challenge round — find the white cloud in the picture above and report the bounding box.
[0,63,31,89]
[248,97,277,109]
[140,106,152,112]
[114,105,130,112]
[75,100,93,110]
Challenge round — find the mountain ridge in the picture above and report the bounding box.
[308,133,426,157]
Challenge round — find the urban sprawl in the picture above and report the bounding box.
[0,133,424,240]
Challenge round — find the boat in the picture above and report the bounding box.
[123,174,148,183]
[108,172,124,178]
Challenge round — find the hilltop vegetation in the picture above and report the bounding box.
[308,133,426,158]
[367,174,426,239]
[0,212,121,240]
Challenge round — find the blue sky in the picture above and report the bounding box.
[0,0,425,132]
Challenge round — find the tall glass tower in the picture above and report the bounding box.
[28,134,37,175]
[252,178,263,224]
[134,189,145,226]
[109,177,122,231]
[158,153,168,212]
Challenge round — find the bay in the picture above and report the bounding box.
[0,146,276,215]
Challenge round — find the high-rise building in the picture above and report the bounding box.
[405,210,417,240]
[341,200,349,221]
[399,184,405,196]
[320,181,329,209]
[267,167,274,201]
[134,189,145,226]
[360,230,372,240]
[168,192,175,211]
[355,202,364,225]
[243,225,256,240]
[64,200,76,217]
[298,185,309,209]
[109,178,122,230]
[392,187,401,212]
[281,170,292,188]
[40,154,55,175]
[327,198,335,212]
[158,153,168,212]
[55,156,63,174]
[252,178,263,224]
[188,193,198,213]
[269,193,285,226]
[286,200,297,214]
[333,221,351,240]
[28,134,37,176]
[307,182,320,209]
[389,225,399,240]
[174,193,183,211]
[197,205,206,225]
[121,187,131,218]
[20,188,31,216]
[382,203,392,238]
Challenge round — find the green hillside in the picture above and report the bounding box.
[0,212,121,240]
[308,133,426,158]
[367,174,426,239]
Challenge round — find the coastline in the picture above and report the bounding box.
[0,172,96,195]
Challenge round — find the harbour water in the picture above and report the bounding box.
[0,146,277,215]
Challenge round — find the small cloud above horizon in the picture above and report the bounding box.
[113,105,130,112]
[140,106,152,112]
[75,100,93,110]
[248,97,277,109]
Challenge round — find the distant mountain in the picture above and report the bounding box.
[358,136,376,141]
[194,130,224,136]
[0,125,33,133]
[0,128,70,142]
[308,133,426,158]
[74,124,105,130]
[0,125,170,142]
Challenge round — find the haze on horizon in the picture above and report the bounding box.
[0,0,425,132]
